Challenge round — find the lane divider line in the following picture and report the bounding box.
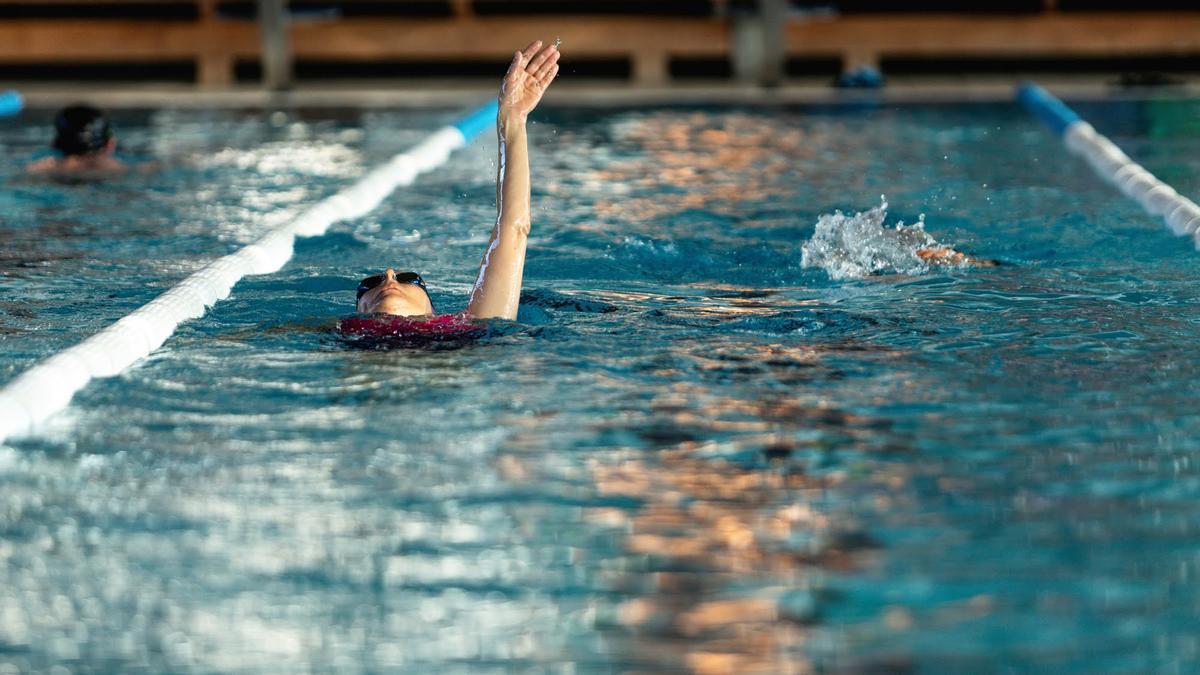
[0,100,499,443]
[1017,83,1200,243]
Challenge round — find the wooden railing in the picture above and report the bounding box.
[784,13,1200,73]
[0,1,1196,87]
[0,0,255,86]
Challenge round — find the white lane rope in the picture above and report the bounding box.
[1018,83,1200,243]
[0,102,499,443]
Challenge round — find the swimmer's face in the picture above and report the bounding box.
[356,268,434,316]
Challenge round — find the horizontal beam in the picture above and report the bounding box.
[0,11,1197,86]
[4,13,1198,62]
[0,1,199,4]
[0,20,257,60]
[289,17,731,59]
[785,13,1200,58]
[0,16,729,60]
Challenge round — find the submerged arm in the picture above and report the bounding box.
[466,41,558,320]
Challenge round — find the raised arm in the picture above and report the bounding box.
[465,40,559,320]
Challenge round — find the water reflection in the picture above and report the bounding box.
[487,326,898,672]
[556,112,813,227]
[591,395,883,672]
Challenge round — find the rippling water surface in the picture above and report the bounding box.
[2,99,1200,673]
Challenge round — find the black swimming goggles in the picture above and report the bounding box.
[356,271,427,300]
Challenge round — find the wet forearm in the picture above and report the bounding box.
[466,112,532,319]
[497,112,530,233]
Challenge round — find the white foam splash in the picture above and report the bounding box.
[0,446,19,474]
[801,196,951,280]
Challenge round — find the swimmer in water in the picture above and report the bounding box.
[916,245,997,267]
[26,104,127,177]
[353,40,560,323]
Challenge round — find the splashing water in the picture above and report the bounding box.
[801,196,954,280]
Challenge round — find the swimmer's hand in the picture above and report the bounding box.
[916,246,967,265]
[499,40,560,122]
[916,246,998,267]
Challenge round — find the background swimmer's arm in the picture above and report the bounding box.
[24,156,57,174]
[467,40,559,320]
[916,246,999,267]
[916,246,968,265]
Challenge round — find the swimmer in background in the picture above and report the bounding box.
[870,207,998,268]
[917,245,997,267]
[25,104,127,177]
[351,40,560,324]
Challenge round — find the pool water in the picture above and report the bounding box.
[2,99,1200,673]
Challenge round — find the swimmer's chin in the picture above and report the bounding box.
[365,296,431,317]
[365,311,435,319]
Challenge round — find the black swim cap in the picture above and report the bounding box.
[52,104,113,156]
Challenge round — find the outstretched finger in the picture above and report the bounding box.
[505,50,524,78]
[539,63,559,87]
[533,49,560,81]
[526,44,556,74]
[521,40,543,61]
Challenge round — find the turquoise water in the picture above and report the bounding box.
[2,99,1200,672]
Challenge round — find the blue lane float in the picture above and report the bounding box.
[0,101,498,443]
[0,90,23,117]
[453,99,498,140]
[1017,82,1200,245]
